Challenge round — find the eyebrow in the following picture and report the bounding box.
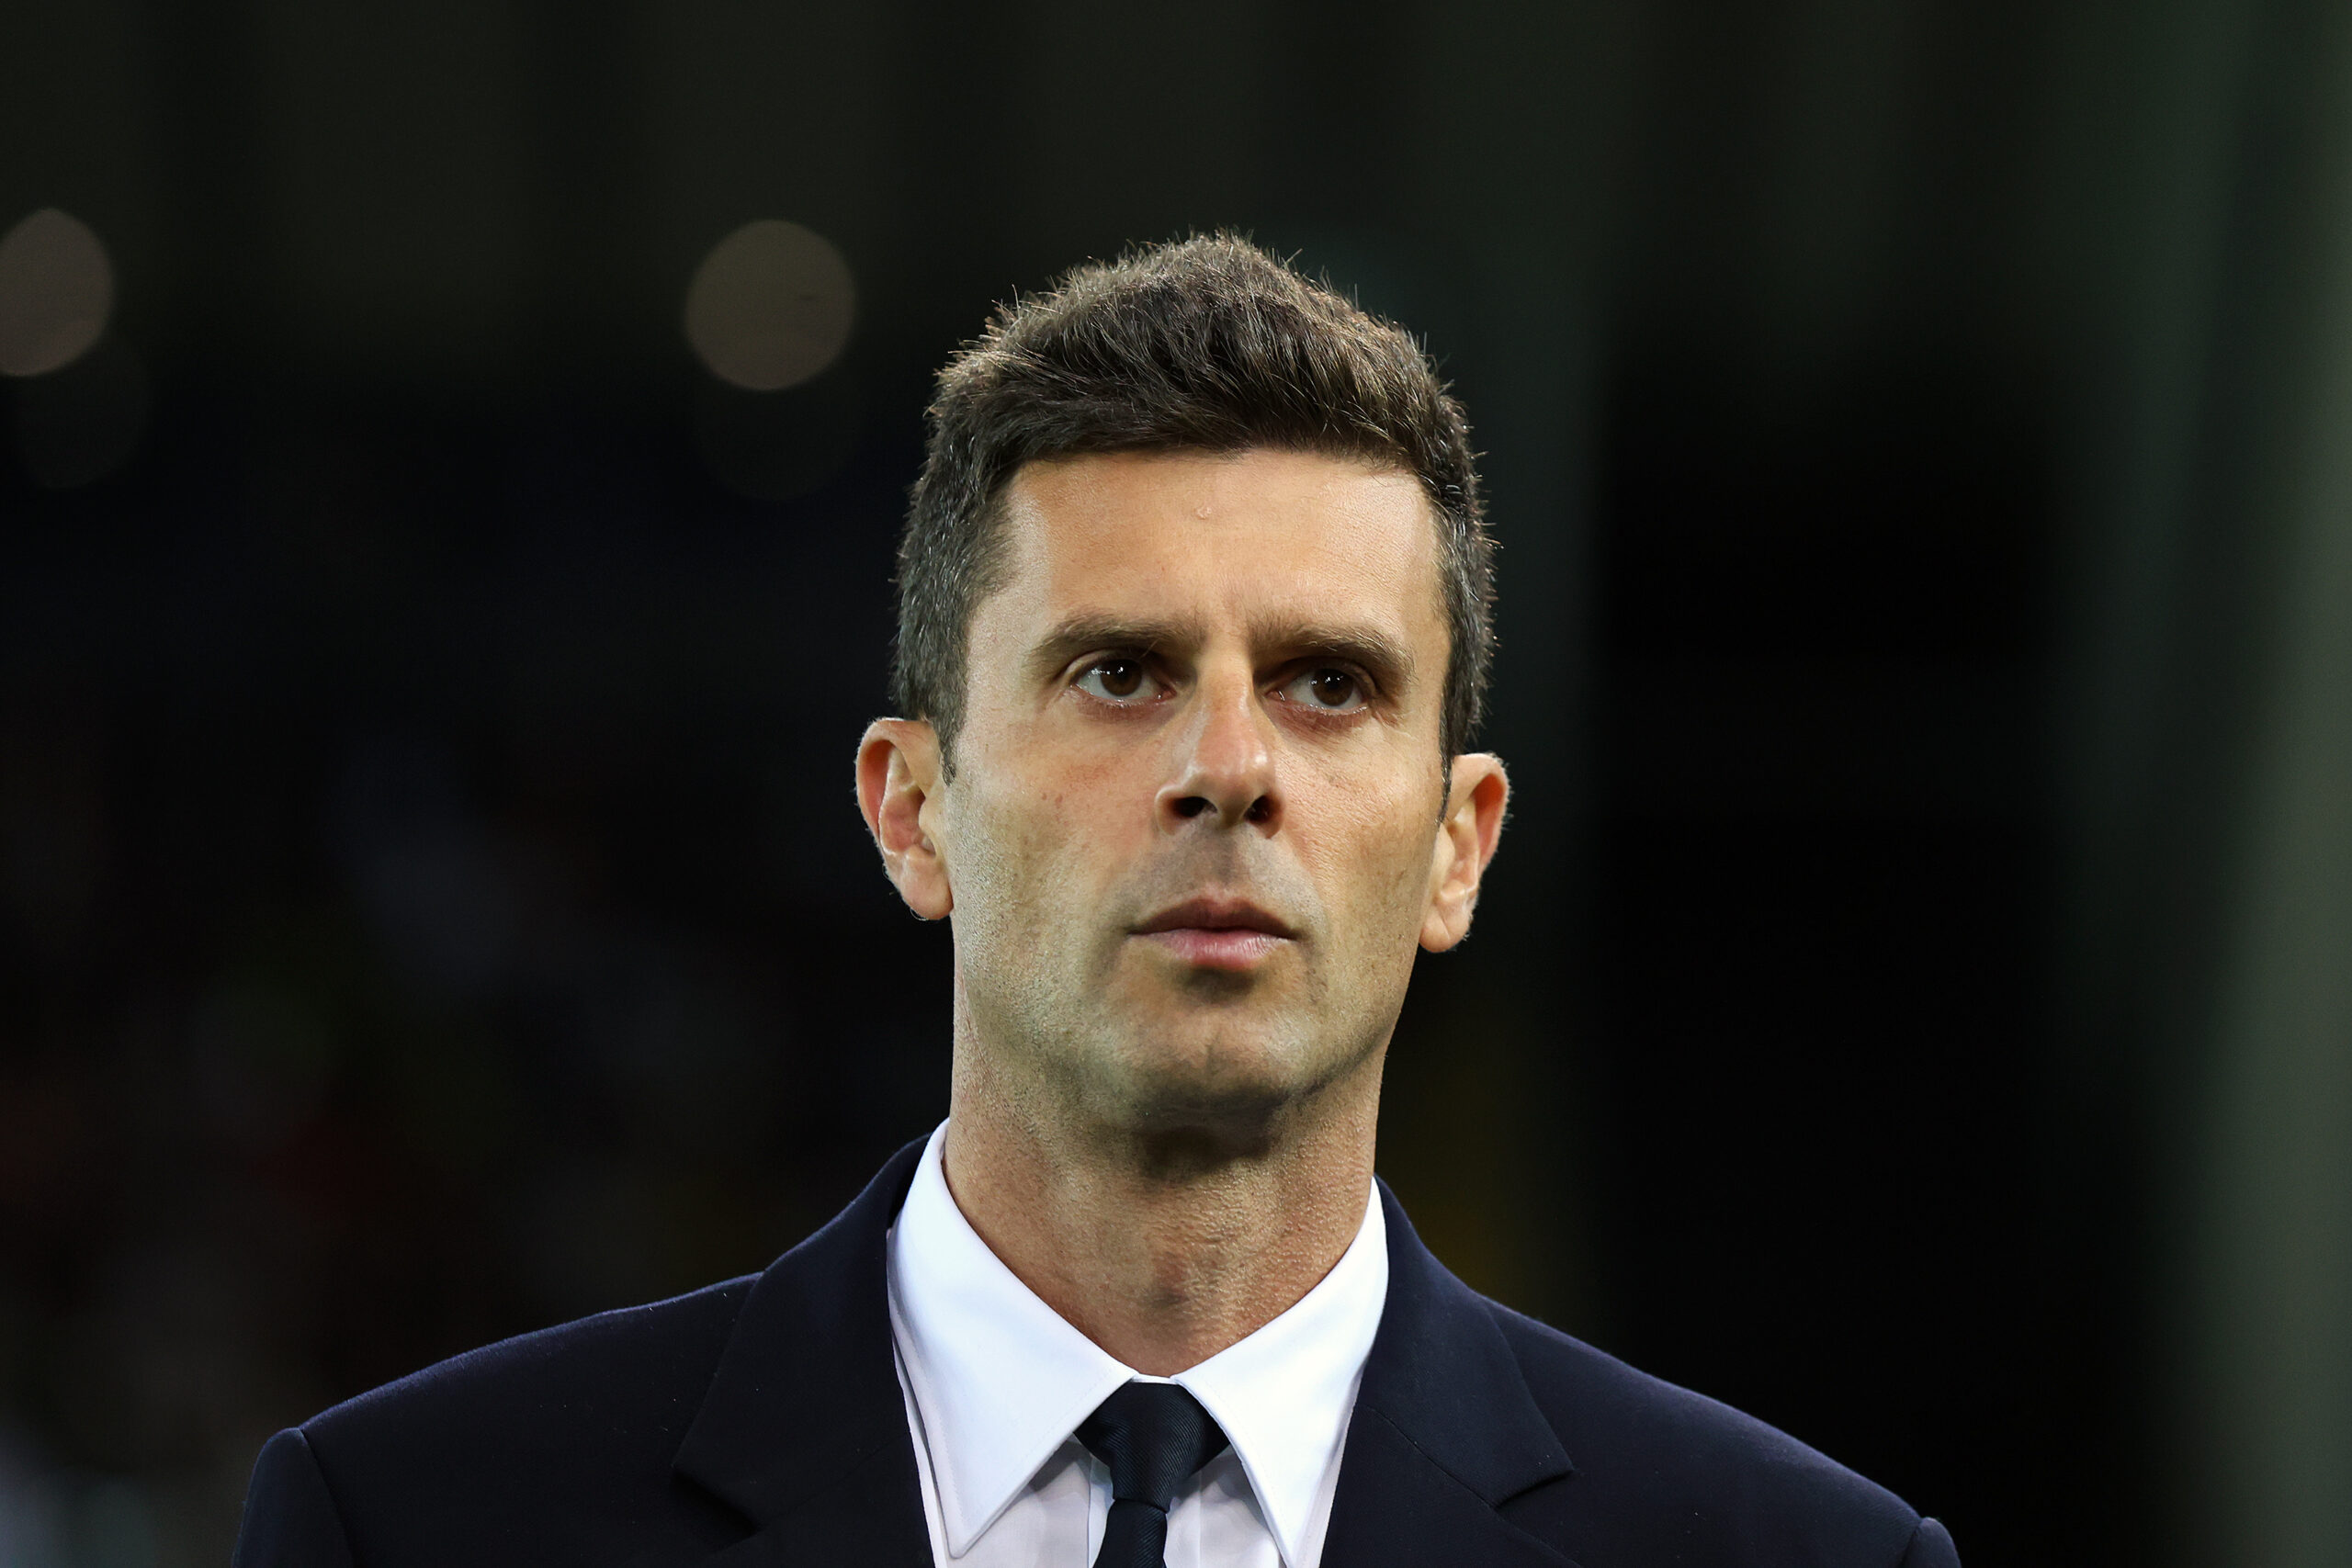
[1025,612,1420,695]
[1024,615,1190,687]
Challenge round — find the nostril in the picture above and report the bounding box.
[1173,796,1210,819]
[1245,796,1273,824]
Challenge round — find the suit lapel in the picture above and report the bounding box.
[1320,1183,1580,1568]
[672,1139,935,1567]
[666,1150,1577,1567]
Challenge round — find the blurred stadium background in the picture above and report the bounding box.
[5,0,2350,1563]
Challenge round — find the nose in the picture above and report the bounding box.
[1157,664,1281,832]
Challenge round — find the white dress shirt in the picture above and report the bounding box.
[886,1122,1387,1568]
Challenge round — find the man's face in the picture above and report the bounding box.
[875,447,1500,1138]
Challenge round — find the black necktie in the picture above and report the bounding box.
[1075,1381,1230,1568]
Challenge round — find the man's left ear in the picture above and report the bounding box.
[1420,753,1509,953]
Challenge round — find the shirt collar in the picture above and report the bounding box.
[886,1122,1388,1567]
[1179,1176,1386,1565]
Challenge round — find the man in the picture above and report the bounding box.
[233,235,1961,1567]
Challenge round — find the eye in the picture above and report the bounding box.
[1074,658,1162,705]
[1280,666,1368,713]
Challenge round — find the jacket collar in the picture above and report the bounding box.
[1317,1183,1578,1566]
[673,1140,1576,1567]
[673,1137,934,1566]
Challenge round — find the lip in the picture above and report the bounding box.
[1131,896,1298,972]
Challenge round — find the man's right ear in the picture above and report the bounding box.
[856,718,954,920]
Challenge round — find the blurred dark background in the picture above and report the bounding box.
[6,1,2352,1564]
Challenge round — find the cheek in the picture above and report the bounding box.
[1297,768,1441,942]
[950,741,1150,917]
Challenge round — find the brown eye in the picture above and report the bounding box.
[1076,659,1158,703]
[1308,670,1357,707]
[1281,666,1367,712]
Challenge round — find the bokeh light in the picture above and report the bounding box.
[0,209,114,378]
[682,220,855,391]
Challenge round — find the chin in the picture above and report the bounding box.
[1093,1021,1360,1147]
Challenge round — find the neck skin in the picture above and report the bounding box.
[938,1006,1386,1378]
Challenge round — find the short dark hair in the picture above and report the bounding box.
[892,233,1495,764]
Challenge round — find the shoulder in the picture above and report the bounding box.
[311,1272,756,1453]
[249,1276,760,1566]
[1482,1301,1952,1568]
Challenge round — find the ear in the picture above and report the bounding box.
[1420,752,1509,953]
[856,718,954,919]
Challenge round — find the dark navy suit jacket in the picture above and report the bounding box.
[233,1138,1962,1567]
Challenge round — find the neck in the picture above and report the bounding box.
[939,1038,1384,1377]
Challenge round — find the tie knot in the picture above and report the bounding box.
[1075,1382,1230,1510]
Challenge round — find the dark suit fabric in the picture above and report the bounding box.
[234,1139,1961,1567]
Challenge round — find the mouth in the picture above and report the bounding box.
[1131,897,1299,973]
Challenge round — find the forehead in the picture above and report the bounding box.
[986,448,1445,646]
